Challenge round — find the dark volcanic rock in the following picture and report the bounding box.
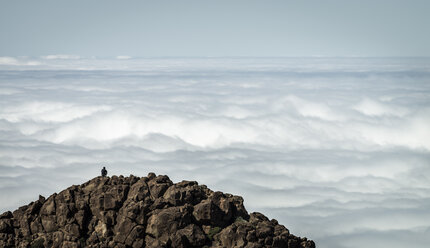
[0,173,315,248]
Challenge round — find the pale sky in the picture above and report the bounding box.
[1,0,429,56]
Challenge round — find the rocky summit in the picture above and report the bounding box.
[0,173,315,248]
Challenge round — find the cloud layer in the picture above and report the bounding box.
[1,57,429,248]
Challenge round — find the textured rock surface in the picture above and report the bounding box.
[0,173,315,248]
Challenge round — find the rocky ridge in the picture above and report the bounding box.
[0,173,315,248]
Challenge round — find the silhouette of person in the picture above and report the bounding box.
[101,166,107,177]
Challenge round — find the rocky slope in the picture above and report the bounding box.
[0,173,315,248]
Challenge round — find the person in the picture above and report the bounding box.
[101,166,107,177]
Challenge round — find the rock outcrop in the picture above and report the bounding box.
[0,173,315,248]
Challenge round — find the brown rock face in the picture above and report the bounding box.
[0,174,315,248]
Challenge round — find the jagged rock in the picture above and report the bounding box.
[0,173,315,247]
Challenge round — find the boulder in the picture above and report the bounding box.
[0,173,314,247]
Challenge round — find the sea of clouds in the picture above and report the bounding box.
[0,56,429,248]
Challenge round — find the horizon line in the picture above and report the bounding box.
[2,55,430,59]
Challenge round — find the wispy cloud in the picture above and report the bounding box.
[0,56,41,66]
[41,54,81,60]
[116,55,132,60]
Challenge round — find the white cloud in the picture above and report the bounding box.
[354,98,408,117]
[0,57,20,65]
[0,56,41,66]
[0,101,111,123]
[0,57,429,248]
[116,55,132,60]
[41,54,81,60]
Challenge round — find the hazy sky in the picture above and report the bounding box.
[1,0,429,57]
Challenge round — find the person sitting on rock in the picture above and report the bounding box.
[101,166,107,177]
